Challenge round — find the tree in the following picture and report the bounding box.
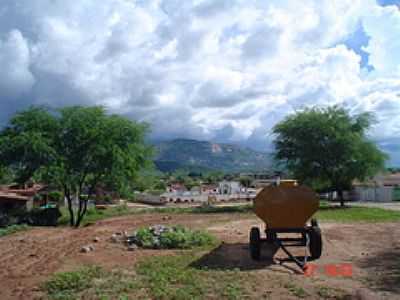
[239,176,252,188]
[203,171,225,184]
[0,106,152,226]
[273,106,387,206]
[0,166,14,185]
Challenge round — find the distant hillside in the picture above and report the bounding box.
[153,139,271,172]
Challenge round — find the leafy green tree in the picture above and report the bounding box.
[273,106,387,206]
[0,166,14,185]
[0,106,152,226]
[239,176,252,188]
[203,171,225,184]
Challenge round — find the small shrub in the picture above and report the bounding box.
[48,191,63,203]
[135,228,156,248]
[134,225,215,249]
[103,195,113,204]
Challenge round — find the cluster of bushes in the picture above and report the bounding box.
[131,225,215,249]
[0,207,61,228]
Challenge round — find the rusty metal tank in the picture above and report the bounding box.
[254,184,318,229]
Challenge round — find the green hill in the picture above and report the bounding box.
[153,139,271,172]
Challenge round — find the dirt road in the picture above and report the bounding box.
[0,213,399,299]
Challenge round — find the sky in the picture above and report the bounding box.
[0,0,400,165]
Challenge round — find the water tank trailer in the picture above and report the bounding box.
[250,180,322,271]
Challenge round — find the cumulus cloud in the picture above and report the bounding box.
[0,0,399,164]
[0,30,34,99]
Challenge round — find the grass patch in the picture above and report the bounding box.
[316,286,347,299]
[136,252,247,300]
[316,206,400,222]
[44,247,350,300]
[145,204,253,215]
[0,224,29,237]
[58,205,133,226]
[58,201,400,227]
[283,282,308,298]
[44,251,252,300]
[58,204,253,227]
[44,266,139,300]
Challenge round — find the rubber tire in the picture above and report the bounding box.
[309,226,322,259]
[250,227,261,260]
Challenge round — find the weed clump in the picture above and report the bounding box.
[130,225,215,249]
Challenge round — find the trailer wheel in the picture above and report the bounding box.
[309,226,322,259]
[250,227,261,260]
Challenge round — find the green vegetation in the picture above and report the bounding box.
[0,106,152,227]
[316,206,400,222]
[316,286,347,299]
[43,252,250,300]
[283,282,308,298]
[43,247,352,300]
[58,205,132,226]
[134,226,215,249]
[273,106,387,206]
[136,253,246,300]
[57,202,400,226]
[0,165,13,184]
[0,224,29,237]
[44,266,139,300]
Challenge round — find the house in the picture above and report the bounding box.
[353,173,400,202]
[168,183,187,194]
[0,184,49,212]
[218,180,241,195]
[201,184,218,194]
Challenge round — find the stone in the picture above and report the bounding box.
[80,245,94,253]
[93,237,100,242]
[111,233,121,243]
[150,224,169,236]
[162,216,172,221]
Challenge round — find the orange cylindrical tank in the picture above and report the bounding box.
[254,185,318,229]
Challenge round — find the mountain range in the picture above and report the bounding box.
[153,139,272,173]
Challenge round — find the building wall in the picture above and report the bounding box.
[218,181,241,194]
[354,186,393,202]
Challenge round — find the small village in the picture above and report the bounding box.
[2,171,400,221]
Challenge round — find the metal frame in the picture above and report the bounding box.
[262,226,313,271]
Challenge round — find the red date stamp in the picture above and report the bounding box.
[304,263,353,277]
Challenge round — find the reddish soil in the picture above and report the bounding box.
[0,213,399,299]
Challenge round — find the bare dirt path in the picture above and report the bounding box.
[0,213,399,299]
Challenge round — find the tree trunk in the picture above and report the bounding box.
[75,198,87,227]
[64,187,75,226]
[338,189,345,207]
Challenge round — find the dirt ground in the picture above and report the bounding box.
[0,213,399,299]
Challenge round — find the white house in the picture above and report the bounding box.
[218,180,241,195]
